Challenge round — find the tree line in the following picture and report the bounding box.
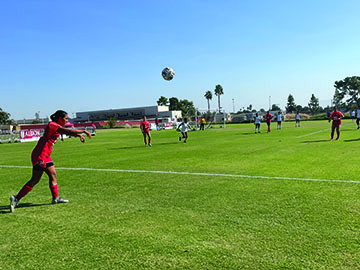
[159,76,360,116]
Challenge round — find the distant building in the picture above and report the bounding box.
[75,105,182,123]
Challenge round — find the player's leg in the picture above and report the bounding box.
[147,132,151,146]
[45,165,69,204]
[10,167,44,212]
[335,126,340,140]
[142,133,147,146]
[357,119,360,129]
[184,132,188,142]
[330,125,335,140]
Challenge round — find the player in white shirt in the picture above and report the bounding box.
[277,111,283,129]
[356,109,360,129]
[177,118,192,143]
[351,110,355,123]
[254,113,261,133]
[295,112,301,127]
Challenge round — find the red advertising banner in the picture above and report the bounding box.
[20,128,44,142]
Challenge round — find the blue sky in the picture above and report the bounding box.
[1,0,359,119]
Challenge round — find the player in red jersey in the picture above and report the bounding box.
[264,111,273,132]
[329,107,344,141]
[140,116,151,147]
[9,110,91,212]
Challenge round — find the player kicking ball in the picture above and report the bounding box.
[177,118,192,143]
[329,107,344,141]
[9,110,91,213]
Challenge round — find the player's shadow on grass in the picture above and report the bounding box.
[343,138,360,142]
[108,142,178,150]
[0,203,50,214]
[301,139,329,143]
[239,132,258,135]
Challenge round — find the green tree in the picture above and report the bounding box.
[169,97,180,111]
[285,94,296,113]
[179,99,195,117]
[271,104,281,111]
[295,105,303,113]
[0,108,11,124]
[204,91,212,112]
[333,88,346,108]
[214,84,224,112]
[334,76,360,107]
[308,94,320,114]
[107,117,117,128]
[157,96,168,106]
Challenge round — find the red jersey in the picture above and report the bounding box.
[329,111,343,126]
[140,120,150,133]
[31,122,61,167]
[264,113,273,122]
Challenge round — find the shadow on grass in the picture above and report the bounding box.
[0,203,51,214]
[343,138,360,142]
[301,140,330,143]
[108,141,178,150]
[239,132,258,135]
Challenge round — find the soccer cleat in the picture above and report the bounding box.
[148,144,152,147]
[145,144,148,147]
[9,195,19,213]
[336,137,340,141]
[52,197,69,204]
[179,136,182,141]
[330,138,334,141]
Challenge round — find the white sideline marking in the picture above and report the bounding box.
[1,165,359,184]
[296,128,329,138]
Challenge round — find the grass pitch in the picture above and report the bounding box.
[1,120,360,269]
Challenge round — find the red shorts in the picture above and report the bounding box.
[31,152,53,168]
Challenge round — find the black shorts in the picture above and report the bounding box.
[33,162,54,171]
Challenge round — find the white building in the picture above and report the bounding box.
[75,105,182,123]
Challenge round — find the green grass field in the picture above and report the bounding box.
[1,120,360,269]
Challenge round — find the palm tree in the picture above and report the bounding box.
[214,84,224,112]
[204,91,212,112]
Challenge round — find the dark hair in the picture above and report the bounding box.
[50,110,67,122]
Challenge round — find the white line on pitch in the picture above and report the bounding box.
[1,165,359,184]
[296,128,329,138]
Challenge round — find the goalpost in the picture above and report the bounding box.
[192,108,227,129]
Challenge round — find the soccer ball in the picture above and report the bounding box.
[162,67,175,81]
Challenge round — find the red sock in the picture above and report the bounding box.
[17,185,33,200]
[50,184,58,199]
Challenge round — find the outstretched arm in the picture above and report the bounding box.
[58,127,91,143]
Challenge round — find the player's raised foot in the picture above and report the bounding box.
[179,137,182,141]
[9,195,19,213]
[52,197,69,204]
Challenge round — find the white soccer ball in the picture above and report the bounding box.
[162,67,175,81]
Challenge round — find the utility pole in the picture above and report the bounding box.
[232,98,235,113]
[269,96,271,110]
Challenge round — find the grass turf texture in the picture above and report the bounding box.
[1,120,360,269]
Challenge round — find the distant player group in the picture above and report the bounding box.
[255,110,299,133]
[254,107,359,141]
[8,106,360,212]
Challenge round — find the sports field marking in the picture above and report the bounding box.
[1,165,359,184]
[296,128,329,138]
